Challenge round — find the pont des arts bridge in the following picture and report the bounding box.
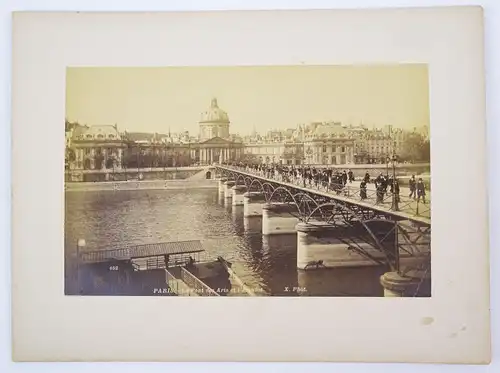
[214,165,431,298]
[65,163,431,296]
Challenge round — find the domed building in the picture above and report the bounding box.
[199,98,230,141]
[194,98,244,165]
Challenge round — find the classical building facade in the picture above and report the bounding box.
[297,122,355,165]
[352,128,408,164]
[243,142,286,164]
[68,125,125,172]
[241,122,356,166]
[66,98,244,179]
[68,97,422,177]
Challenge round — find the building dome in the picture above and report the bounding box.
[199,98,230,124]
[198,98,231,141]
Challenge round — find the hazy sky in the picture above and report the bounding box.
[66,65,429,135]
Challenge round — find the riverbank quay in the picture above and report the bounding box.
[65,179,218,192]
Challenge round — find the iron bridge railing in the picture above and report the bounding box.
[217,165,431,221]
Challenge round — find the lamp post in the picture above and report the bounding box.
[391,149,399,211]
[136,145,140,177]
[111,152,115,180]
[76,238,86,295]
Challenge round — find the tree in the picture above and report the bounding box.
[94,153,105,170]
[399,133,430,163]
[239,153,260,164]
[65,148,75,162]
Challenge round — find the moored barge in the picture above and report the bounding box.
[75,239,256,296]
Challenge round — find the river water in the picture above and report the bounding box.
[65,187,387,296]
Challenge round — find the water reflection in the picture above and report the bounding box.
[297,266,386,297]
[231,206,245,235]
[260,234,299,295]
[65,188,388,296]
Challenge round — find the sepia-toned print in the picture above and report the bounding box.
[65,65,431,297]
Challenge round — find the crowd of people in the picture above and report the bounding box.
[221,161,427,205]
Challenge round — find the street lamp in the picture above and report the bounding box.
[76,238,86,295]
[136,145,140,177]
[391,149,399,211]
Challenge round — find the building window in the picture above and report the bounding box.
[341,146,345,153]
[84,148,91,155]
[322,145,326,153]
[97,134,104,139]
[86,134,93,139]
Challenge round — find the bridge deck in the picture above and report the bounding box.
[217,166,431,227]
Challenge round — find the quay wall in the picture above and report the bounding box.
[65,179,218,192]
[65,167,210,183]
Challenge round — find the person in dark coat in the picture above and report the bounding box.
[342,170,348,186]
[376,182,385,204]
[348,169,354,183]
[388,176,394,194]
[416,178,426,204]
[360,180,367,200]
[364,172,370,183]
[409,175,417,199]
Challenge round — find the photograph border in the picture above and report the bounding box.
[11,8,489,363]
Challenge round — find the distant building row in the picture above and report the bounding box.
[65,98,429,174]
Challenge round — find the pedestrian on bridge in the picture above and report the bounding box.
[376,183,385,204]
[416,178,426,204]
[360,180,367,200]
[348,169,354,183]
[409,175,417,199]
[364,172,370,184]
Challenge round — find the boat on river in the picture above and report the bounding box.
[76,240,256,296]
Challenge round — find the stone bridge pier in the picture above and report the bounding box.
[380,264,431,297]
[262,203,300,236]
[243,192,266,217]
[296,221,396,270]
[223,180,235,199]
[232,185,247,206]
[218,178,228,194]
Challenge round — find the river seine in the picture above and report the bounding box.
[65,187,387,296]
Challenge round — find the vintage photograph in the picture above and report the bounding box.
[64,65,431,297]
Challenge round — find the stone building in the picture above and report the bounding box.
[297,122,355,165]
[352,127,407,164]
[66,98,245,177]
[241,121,355,166]
[243,141,286,164]
[68,124,125,174]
